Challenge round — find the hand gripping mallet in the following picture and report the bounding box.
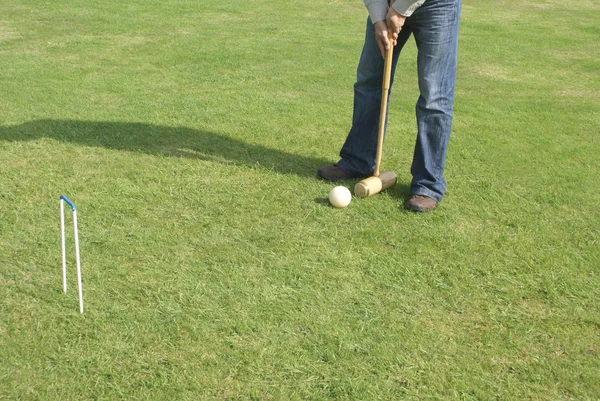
[354,30,397,197]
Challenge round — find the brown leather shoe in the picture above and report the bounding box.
[405,195,438,212]
[317,165,364,181]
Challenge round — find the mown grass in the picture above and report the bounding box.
[1,0,599,399]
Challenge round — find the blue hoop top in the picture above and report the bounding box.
[60,195,76,211]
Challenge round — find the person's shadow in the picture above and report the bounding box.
[0,119,331,178]
[1,119,412,201]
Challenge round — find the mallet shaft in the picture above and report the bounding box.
[374,34,394,177]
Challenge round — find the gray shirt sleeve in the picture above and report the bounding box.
[363,0,426,23]
[392,0,426,17]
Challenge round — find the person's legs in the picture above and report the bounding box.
[407,0,462,202]
[335,17,412,176]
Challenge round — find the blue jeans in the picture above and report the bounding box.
[337,0,462,201]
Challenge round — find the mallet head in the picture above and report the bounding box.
[354,170,397,197]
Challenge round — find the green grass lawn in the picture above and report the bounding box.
[1,0,599,399]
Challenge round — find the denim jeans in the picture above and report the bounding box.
[337,0,462,201]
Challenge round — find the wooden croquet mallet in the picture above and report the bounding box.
[354,30,398,197]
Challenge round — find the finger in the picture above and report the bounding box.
[382,34,390,51]
[382,35,391,56]
[377,39,386,59]
[386,20,395,34]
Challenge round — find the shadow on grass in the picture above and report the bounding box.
[388,181,412,201]
[0,119,332,178]
[315,180,412,207]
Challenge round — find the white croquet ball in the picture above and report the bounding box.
[328,186,352,208]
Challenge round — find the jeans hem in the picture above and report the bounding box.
[336,159,371,177]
